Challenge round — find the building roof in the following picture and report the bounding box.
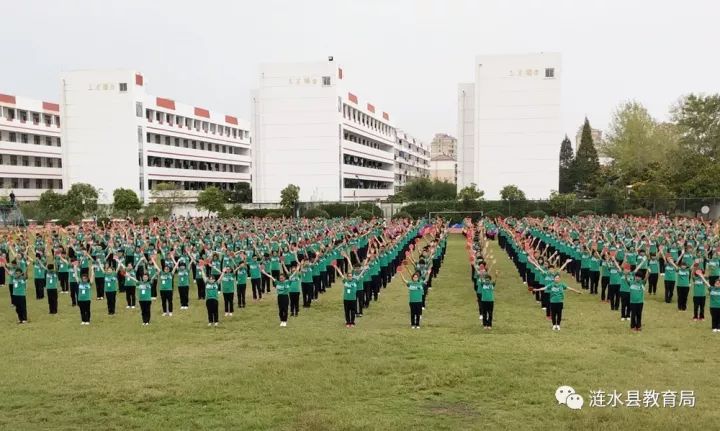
[431,154,456,162]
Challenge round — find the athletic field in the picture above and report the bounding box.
[1,234,718,430]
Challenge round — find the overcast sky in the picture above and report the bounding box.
[2,0,718,146]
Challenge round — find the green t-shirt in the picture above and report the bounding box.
[248,262,261,279]
[629,279,645,303]
[204,282,219,300]
[77,282,92,301]
[45,273,58,290]
[159,272,173,291]
[480,281,495,302]
[137,282,152,301]
[276,280,290,296]
[707,259,720,277]
[104,272,118,292]
[221,273,235,293]
[709,287,720,308]
[177,270,190,287]
[342,280,356,300]
[693,278,706,297]
[12,278,27,296]
[408,281,424,303]
[547,282,567,303]
[676,268,690,287]
[664,266,676,282]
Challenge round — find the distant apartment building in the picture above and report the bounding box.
[574,125,603,152]
[430,154,457,184]
[394,130,430,192]
[430,133,457,158]
[0,93,63,200]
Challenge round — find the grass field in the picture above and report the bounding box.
[1,234,719,430]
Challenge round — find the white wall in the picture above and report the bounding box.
[62,70,142,203]
[456,83,475,190]
[253,61,342,203]
[473,53,561,199]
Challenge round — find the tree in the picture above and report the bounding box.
[280,184,300,210]
[66,183,99,218]
[196,186,226,216]
[113,188,141,217]
[226,182,252,203]
[398,178,457,201]
[558,135,575,193]
[150,182,184,219]
[548,191,577,216]
[37,190,68,221]
[457,183,484,205]
[574,117,600,198]
[500,184,526,201]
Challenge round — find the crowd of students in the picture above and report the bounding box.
[3,216,449,329]
[493,215,720,332]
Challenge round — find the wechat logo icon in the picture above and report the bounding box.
[556,385,584,410]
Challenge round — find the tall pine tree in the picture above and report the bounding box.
[558,135,574,193]
[574,117,600,197]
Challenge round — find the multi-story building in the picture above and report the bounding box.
[61,70,251,204]
[430,154,457,184]
[430,133,457,158]
[0,93,63,200]
[394,130,430,192]
[457,53,561,199]
[574,124,603,151]
[252,60,396,202]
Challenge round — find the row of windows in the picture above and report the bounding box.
[146,156,248,174]
[144,108,249,140]
[145,133,249,156]
[395,153,430,168]
[343,154,391,171]
[0,154,62,168]
[148,180,245,192]
[1,107,60,127]
[343,130,393,153]
[342,104,393,137]
[397,141,429,157]
[343,178,393,190]
[0,130,61,147]
[0,177,63,190]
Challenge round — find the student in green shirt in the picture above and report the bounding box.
[261,269,291,327]
[175,262,191,310]
[628,273,646,331]
[532,263,579,331]
[125,272,155,325]
[399,268,430,329]
[154,259,176,317]
[220,268,236,317]
[198,266,220,326]
[691,268,707,321]
[647,253,660,295]
[588,250,601,295]
[333,261,357,327]
[103,262,119,316]
[45,263,59,314]
[31,256,46,300]
[663,254,677,304]
[698,275,720,332]
[235,262,247,309]
[473,267,497,330]
[669,258,690,311]
[6,266,28,323]
[76,267,93,325]
[284,262,301,317]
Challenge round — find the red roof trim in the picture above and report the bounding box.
[156,97,176,110]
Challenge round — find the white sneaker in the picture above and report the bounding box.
[214,322,219,326]
[229,313,233,316]
[168,312,172,316]
[208,323,212,326]
[556,326,561,331]
[162,312,167,316]
[542,307,546,311]
[280,322,284,327]
[131,306,136,309]
[126,306,130,309]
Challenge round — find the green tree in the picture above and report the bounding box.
[548,191,576,216]
[574,117,600,198]
[457,183,484,205]
[65,183,99,219]
[37,190,68,221]
[113,188,141,217]
[500,184,526,201]
[280,184,300,210]
[196,186,227,216]
[226,182,252,203]
[558,135,575,193]
[150,182,183,218]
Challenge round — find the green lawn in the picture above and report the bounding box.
[1,234,719,430]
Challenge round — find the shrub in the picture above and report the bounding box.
[350,209,373,221]
[624,208,652,217]
[527,210,547,218]
[485,209,504,219]
[391,211,412,220]
[303,208,330,219]
[576,210,596,217]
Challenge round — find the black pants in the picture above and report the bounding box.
[277,294,289,322]
[160,290,173,313]
[550,302,563,325]
[301,282,313,307]
[59,272,69,292]
[620,292,630,318]
[648,273,658,295]
[47,289,58,314]
[151,280,157,298]
[78,300,91,323]
[251,278,262,300]
[237,283,246,307]
[629,302,643,329]
[196,278,206,300]
[179,286,189,307]
[106,291,116,314]
[289,292,300,316]
[356,291,364,315]
[581,268,589,289]
[601,276,609,301]
[313,275,321,299]
[589,271,599,294]
[677,286,689,310]
[476,294,483,315]
[481,301,494,327]
[711,307,720,329]
[608,284,620,310]
[223,292,234,313]
[126,286,136,306]
[206,299,219,323]
[410,302,422,326]
[262,274,271,293]
[664,281,675,304]
[693,296,706,319]
[95,277,105,298]
[70,282,78,306]
[344,299,356,324]
[13,295,27,321]
[35,278,45,299]
[140,300,151,323]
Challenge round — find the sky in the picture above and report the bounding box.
[1,0,718,146]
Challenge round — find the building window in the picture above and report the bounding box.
[11,178,18,188]
[35,179,43,189]
[10,155,17,165]
[21,134,28,144]
[119,83,128,92]
[23,178,30,189]
[136,102,143,117]
[322,76,331,86]
[138,126,143,143]
[22,156,29,166]
[9,132,16,143]
[545,68,555,78]
[58,158,62,168]
[34,135,40,145]
[34,157,41,167]
[32,113,40,124]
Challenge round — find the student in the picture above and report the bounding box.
[68,260,80,307]
[588,250,601,295]
[647,253,660,295]
[674,259,691,311]
[92,258,105,300]
[125,272,154,325]
[75,265,93,325]
[32,254,46,300]
[300,260,314,308]
[247,257,262,301]
[532,266,581,331]
[103,263,119,315]
[474,267,496,330]
[285,263,301,317]
[118,260,138,309]
[663,255,677,304]
[175,261,191,310]
[607,254,622,311]
[155,259,176,317]
[399,268,429,329]
[39,260,58,314]
[699,274,720,332]
[56,252,70,294]
[628,272,646,331]
[199,268,220,326]
[262,269,292,327]
[235,262,247,309]
[8,267,28,323]
[220,268,236,317]
[334,262,357,327]
[691,267,707,321]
